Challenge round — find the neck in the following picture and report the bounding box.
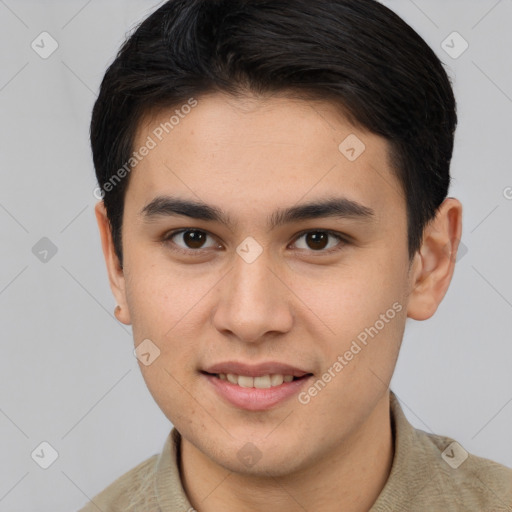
[179,390,394,512]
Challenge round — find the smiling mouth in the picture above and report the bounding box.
[201,371,312,389]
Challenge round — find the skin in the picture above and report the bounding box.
[95,92,462,512]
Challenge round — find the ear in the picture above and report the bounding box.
[95,201,132,325]
[406,197,463,320]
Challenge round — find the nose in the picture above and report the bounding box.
[212,248,294,343]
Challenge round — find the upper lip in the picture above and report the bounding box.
[202,361,312,378]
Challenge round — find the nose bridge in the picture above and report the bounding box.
[229,247,276,310]
[212,245,293,341]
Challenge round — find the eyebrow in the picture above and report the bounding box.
[140,195,375,231]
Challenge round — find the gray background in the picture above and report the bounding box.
[1,0,511,510]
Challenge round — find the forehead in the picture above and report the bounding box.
[126,92,405,224]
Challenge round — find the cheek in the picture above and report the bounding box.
[300,257,407,366]
[125,267,206,420]
[125,259,206,335]
[124,262,215,388]
[138,360,198,427]
[301,259,403,322]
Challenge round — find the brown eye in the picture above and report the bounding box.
[182,230,207,249]
[292,230,347,253]
[305,232,329,250]
[163,229,219,252]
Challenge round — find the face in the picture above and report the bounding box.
[101,92,420,476]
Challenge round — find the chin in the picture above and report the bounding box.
[224,452,308,479]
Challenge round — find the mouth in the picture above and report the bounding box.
[200,370,314,411]
[201,371,312,388]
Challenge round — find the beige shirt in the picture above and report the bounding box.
[78,391,512,511]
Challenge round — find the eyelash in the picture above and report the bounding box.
[161,228,349,256]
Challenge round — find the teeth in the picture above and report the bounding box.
[237,375,254,388]
[218,373,299,388]
[254,375,271,388]
[226,373,238,384]
[270,374,284,386]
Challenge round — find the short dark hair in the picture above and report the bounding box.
[91,0,457,267]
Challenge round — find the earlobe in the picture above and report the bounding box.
[94,201,132,325]
[406,198,463,321]
[114,304,130,325]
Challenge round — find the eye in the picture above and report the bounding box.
[291,230,348,253]
[162,229,220,254]
[162,228,349,256]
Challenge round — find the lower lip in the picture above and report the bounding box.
[203,373,313,411]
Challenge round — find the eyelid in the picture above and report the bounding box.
[161,228,221,255]
[161,228,349,255]
[290,229,349,253]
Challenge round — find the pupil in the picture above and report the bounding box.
[184,230,205,249]
[307,232,328,250]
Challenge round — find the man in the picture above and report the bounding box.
[81,0,512,510]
